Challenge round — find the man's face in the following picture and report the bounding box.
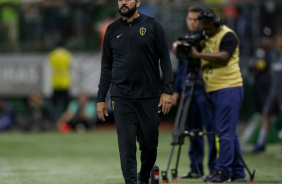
[28,92,43,107]
[186,11,200,32]
[200,21,218,37]
[118,0,139,18]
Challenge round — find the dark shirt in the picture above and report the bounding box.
[220,32,238,56]
[26,103,54,122]
[267,49,282,95]
[97,13,174,102]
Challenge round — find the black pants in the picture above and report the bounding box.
[112,97,160,184]
[52,89,69,118]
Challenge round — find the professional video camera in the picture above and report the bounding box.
[176,28,205,60]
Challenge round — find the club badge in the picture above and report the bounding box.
[140,27,146,36]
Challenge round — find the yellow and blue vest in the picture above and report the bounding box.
[201,25,243,92]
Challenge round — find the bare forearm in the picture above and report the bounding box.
[197,52,229,65]
[192,47,230,65]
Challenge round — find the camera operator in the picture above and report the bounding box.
[172,6,216,179]
[192,9,246,182]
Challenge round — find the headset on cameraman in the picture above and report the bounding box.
[198,9,222,28]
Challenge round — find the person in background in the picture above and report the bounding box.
[22,91,55,132]
[21,0,43,52]
[172,6,216,179]
[251,29,282,153]
[0,97,14,131]
[251,47,271,116]
[48,43,73,118]
[0,0,21,52]
[192,9,246,182]
[57,92,97,132]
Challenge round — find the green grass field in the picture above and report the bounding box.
[0,128,281,184]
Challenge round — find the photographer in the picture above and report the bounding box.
[172,6,216,179]
[192,9,246,182]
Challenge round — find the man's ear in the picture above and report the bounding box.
[136,0,140,7]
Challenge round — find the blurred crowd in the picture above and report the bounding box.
[0,0,118,52]
[0,91,98,132]
[0,0,281,53]
[0,0,192,53]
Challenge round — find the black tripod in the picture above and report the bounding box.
[161,70,256,183]
[161,69,213,183]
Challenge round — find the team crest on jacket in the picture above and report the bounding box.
[139,27,146,36]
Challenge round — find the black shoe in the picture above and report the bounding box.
[250,144,265,154]
[204,171,217,182]
[137,173,149,184]
[181,171,202,179]
[204,170,231,183]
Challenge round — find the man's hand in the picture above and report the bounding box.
[171,92,179,106]
[97,102,108,122]
[172,40,187,56]
[158,93,173,115]
[172,41,182,56]
[192,46,200,58]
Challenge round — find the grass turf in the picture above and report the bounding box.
[0,129,281,184]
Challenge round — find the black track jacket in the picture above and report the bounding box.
[97,13,174,102]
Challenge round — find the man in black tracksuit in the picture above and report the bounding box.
[96,0,174,184]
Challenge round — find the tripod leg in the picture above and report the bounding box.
[235,148,256,183]
[172,86,189,134]
[163,78,197,183]
[171,143,182,182]
[178,84,195,132]
[166,145,176,173]
[172,79,196,145]
[163,91,192,183]
[161,145,176,183]
[175,144,182,171]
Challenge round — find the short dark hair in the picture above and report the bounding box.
[188,6,203,13]
[199,17,214,25]
[198,9,221,27]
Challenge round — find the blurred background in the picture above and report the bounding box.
[0,0,281,145]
